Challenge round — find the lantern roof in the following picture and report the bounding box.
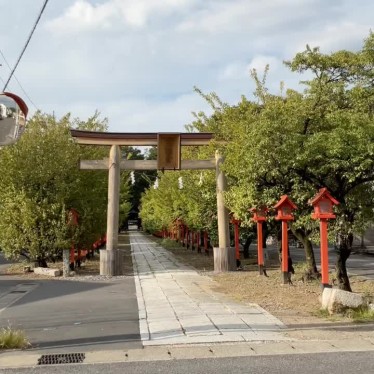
[249,206,269,213]
[249,206,268,222]
[274,195,297,210]
[229,212,241,223]
[309,188,339,206]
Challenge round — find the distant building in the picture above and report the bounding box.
[0,103,6,119]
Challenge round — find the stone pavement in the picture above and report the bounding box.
[130,232,289,346]
[1,232,374,369]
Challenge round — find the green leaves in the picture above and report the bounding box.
[0,112,109,261]
[139,33,374,254]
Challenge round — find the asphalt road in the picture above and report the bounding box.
[0,255,141,352]
[0,352,373,374]
[0,117,18,145]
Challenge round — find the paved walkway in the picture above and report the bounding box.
[130,232,289,346]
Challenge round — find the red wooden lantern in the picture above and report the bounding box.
[274,195,297,221]
[274,195,297,284]
[249,207,268,222]
[309,188,339,288]
[250,207,268,275]
[309,188,339,220]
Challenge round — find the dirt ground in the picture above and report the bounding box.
[6,234,374,341]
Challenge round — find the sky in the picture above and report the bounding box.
[0,0,372,133]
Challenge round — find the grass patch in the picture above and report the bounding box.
[344,306,374,323]
[293,262,311,274]
[311,308,342,321]
[0,327,30,350]
[159,238,181,249]
[151,237,214,272]
[313,308,330,318]
[6,262,30,275]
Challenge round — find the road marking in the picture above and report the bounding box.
[0,283,39,314]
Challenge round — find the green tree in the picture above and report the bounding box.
[140,34,374,292]
[0,113,80,264]
[0,112,112,265]
[283,33,374,290]
[69,112,110,250]
[192,33,374,290]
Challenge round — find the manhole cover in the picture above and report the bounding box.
[37,353,85,365]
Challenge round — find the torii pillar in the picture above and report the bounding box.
[100,145,123,275]
[214,151,235,272]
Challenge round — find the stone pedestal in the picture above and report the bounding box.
[62,249,70,277]
[100,249,124,276]
[213,247,236,272]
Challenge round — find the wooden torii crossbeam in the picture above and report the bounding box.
[70,130,213,146]
[70,130,233,275]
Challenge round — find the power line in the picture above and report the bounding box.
[0,73,6,85]
[0,49,39,111]
[2,0,50,92]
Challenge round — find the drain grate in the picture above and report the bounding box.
[37,353,85,365]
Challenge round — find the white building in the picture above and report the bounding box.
[0,103,7,119]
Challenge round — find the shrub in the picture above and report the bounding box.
[0,327,30,349]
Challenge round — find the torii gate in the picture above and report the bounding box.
[70,130,234,275]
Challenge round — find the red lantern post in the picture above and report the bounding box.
[309,188,339,288]
[250,207,268,275]
[274,195,297,284]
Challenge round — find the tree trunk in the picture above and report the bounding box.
[35,257,48,268]
[292,228,319,278]
[303,239,318,273]
[243,236,252,259]
[335,233,352,292]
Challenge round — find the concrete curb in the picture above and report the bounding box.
[1,338,374,369]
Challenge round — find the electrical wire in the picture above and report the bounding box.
[0,49,39,111]
[2,0,50,92]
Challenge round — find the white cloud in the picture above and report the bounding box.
[219,62,248,80]
[115,0,195,27]
[45,92,212,133]
[247,56,280,73]
[46,0,116,34]
[1,0,372,133]
[46,0,197,34]
[293,22,372,54]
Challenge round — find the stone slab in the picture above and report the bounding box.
[34,267,61,277]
